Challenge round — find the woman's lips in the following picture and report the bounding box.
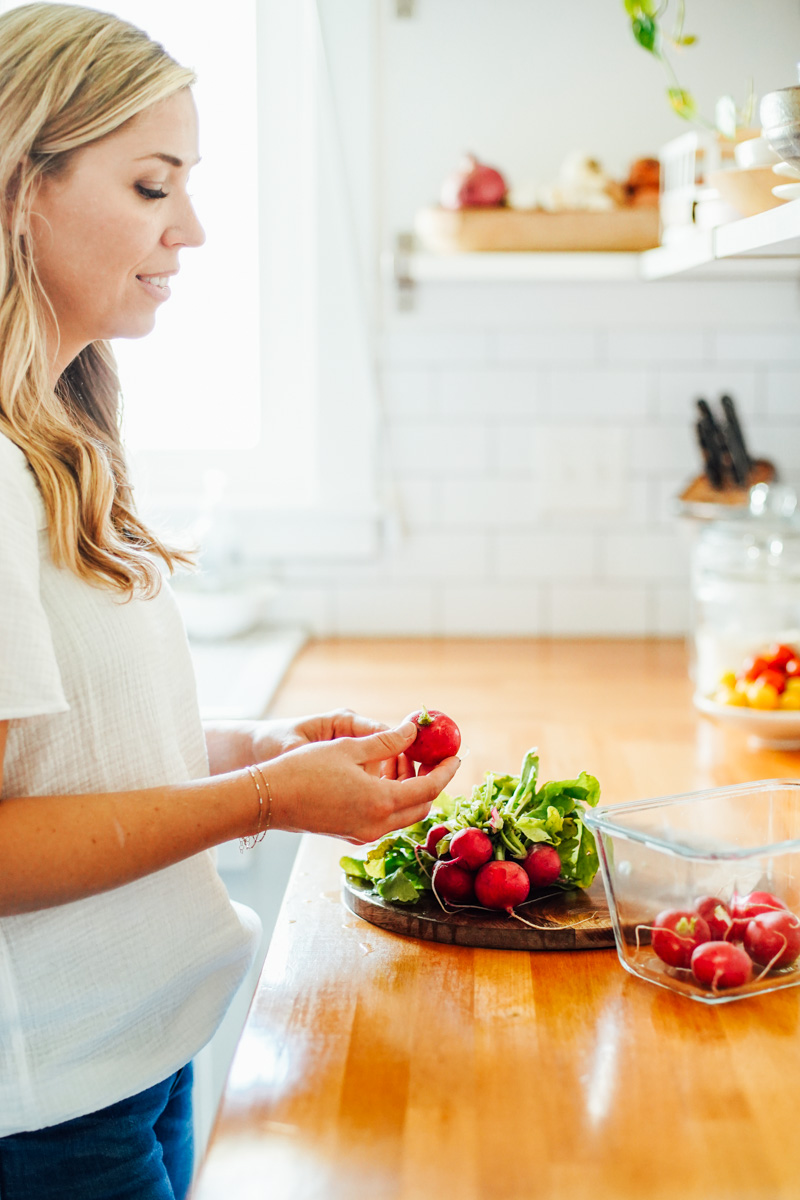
[136,274,172,302]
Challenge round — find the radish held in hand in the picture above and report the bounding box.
[743,910,800,969]
[474,861,530,914]
[423,823,451,857]
[650,909,710,969]
[449,827,492,871]
[693,896,734,941]
[405,706,461,766]
[432,859,475,905]
[523,844,561,889]
[691,941,753,990]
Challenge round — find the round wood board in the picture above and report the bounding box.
[342,875,615,951]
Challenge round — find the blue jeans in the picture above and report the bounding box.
[0,1062,194,1200]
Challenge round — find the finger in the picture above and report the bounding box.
[352,722,417,764]
[395,752,415,782]
[381,798,434,835]
[380,756,398,780]
[407,754,460,796]
[334,712,388,739]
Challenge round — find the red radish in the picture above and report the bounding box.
[730,891,788,940]
[694,896,735,941]
[651,910,710,969]
[523,844,562,889]
[423,823,451,857]
[405,707,461,766]
[691,941,753,990]
[474,861,530,913]
[449,827,493,871]
[440,153,508,210]
[432,859,475,905]
[743,910,800,969]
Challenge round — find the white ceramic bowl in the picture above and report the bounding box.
[734,135,782,169]
[694,692,800,750]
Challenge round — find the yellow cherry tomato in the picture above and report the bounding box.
[780,689,800,710]
[715,685,748,707]
[748,681,780,710]
[719,671,737,690]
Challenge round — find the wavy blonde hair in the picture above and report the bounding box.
[0,2,196,596]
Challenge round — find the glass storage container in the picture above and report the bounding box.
[691,484,800,696]
[585,779,800,1004]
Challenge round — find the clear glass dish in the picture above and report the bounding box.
[585,780,800,1004]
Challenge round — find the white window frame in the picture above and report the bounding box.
[130,0,381,559]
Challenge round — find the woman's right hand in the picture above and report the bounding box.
[261,721,460,844]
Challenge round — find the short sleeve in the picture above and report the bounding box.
[0,433,69,719]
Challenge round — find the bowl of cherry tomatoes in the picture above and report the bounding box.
[694,642,800,749]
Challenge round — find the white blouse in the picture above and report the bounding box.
[0,431,260,1135]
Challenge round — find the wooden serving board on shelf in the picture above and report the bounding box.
[413,205,660,254]
[342,875,614,951]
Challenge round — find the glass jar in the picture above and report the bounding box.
[691,484,800,695]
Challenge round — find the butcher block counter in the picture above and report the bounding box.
[192,638,800,1200]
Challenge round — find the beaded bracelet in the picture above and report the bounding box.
[241,764,272,852]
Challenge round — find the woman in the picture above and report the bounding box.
[0,5,460,1197]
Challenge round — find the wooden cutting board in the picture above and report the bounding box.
[342,875,614,951]
[413,205,660,253]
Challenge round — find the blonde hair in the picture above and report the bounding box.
[0,2,196,596]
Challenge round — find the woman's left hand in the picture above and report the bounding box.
[252,709,416,780]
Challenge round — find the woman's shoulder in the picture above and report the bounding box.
[0,429,47,530]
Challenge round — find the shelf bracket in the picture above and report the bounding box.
[393,232,415,311]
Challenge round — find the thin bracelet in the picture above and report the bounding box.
[253,763,273,836]
[241,766,264,853]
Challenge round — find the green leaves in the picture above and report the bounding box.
[667,87,696,120]
[340,751,603,904]
[632,15,658,53]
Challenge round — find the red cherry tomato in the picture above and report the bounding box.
[741,655,770,683]
[756,668,787,695]
[786,658,800,677]
[765,643,798,670]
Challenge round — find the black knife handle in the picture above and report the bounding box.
[720,394,751,486]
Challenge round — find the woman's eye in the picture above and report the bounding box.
[136,184,167,200]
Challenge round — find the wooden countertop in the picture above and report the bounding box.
[192,638,800,1200]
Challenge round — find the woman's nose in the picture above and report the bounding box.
[162,197,206,250]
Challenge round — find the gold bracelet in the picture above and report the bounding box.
[240,764,272,852]
[253,763,273,836]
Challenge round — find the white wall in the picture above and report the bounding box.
[236,1,800,638]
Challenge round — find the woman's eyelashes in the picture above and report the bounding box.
[135,183,167,200]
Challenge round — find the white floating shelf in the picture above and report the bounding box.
[386,200,800,289]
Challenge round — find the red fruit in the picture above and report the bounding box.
[730,891,788,940]
[651,909,710,969]
[522,844,562,889]
[741,655,770,683]
[786,657,800,677]
[743,910,800,969]
[423,823,451,857]
[756,668,787,695]
[765,643,797,670]
[440,153,508,210]
[432,859,475,905]
[694,897,735,941]
[691,941,753,989]
[449,827,493,871]
[474,861,530,913]
[406,707,461,766]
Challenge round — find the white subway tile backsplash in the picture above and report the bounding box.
[442,583,543,636]
[606,329,708,365]
[388,421,488,475]
[495,532,597,581]
[264,279,798,637]
[712,329,800,364]
[550,585,649,636]
[601,531,691,583]
[656,369,759,420]
[764,371,800,419]
[491,329,599,364]
[441,479,540,526]
[549,369,650,420]
[333,584,437,636]
[436,368,544,417]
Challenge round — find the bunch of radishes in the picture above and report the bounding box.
[645,890,800,991]
[424,823,563,914]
